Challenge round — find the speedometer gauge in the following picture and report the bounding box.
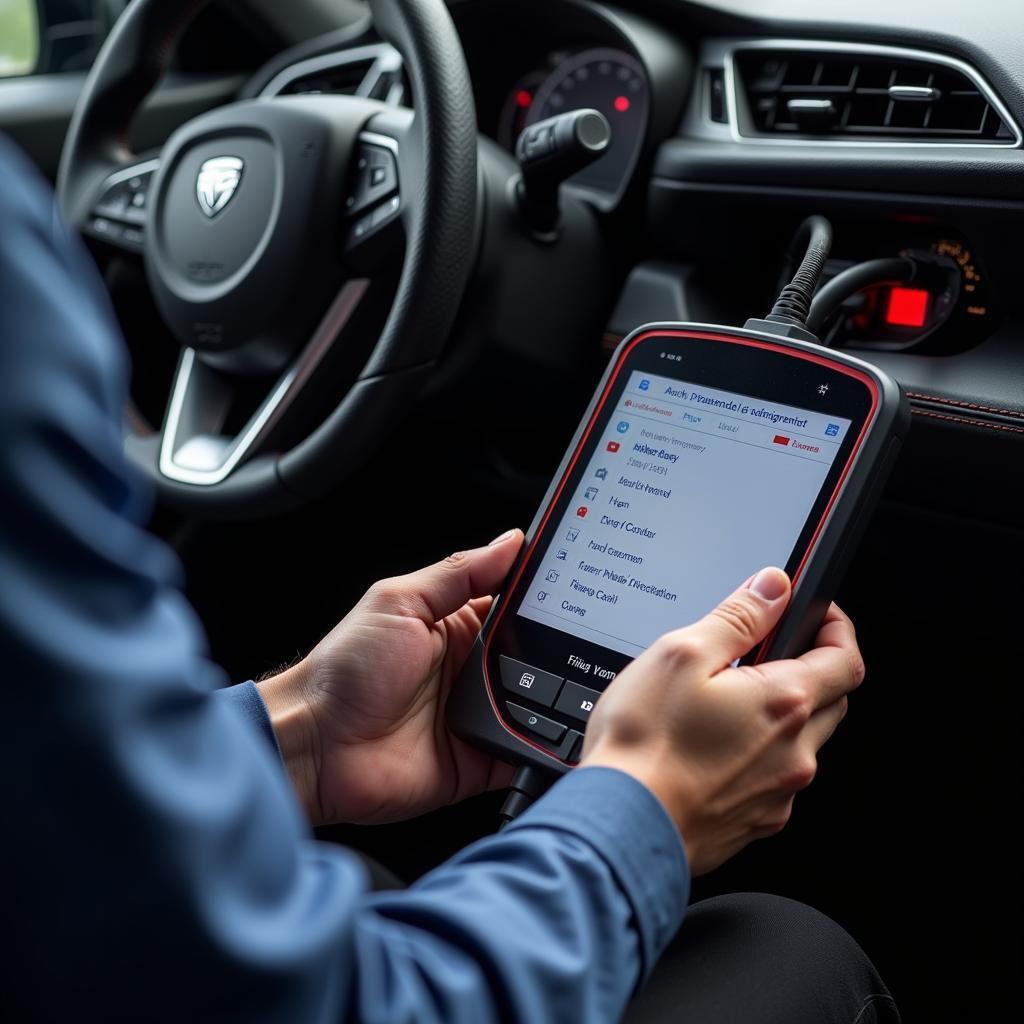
[528,48,648,201]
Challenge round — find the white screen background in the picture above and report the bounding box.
[517,369,852,656]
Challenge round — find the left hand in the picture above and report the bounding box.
[257,530,523,825]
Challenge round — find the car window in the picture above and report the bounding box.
[0,0,129,79]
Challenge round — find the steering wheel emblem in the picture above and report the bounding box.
[196,156,244,217]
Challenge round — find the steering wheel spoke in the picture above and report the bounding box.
[158,279,370,486]
[81,158,160,254]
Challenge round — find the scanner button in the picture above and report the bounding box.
[506,703,566,743]
[565,730,585,765]
[498,656,562,706]
[555,681,602,723]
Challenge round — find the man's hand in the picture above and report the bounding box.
[582,567,864,875]
[257,530,523,826]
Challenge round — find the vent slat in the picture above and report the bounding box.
[735,49,1013,142]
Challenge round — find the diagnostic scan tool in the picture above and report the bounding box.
[448,321,908,773]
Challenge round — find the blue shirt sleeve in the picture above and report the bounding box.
[0,135,689,1023]
[218,680,284,756]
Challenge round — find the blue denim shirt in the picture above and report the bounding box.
[0,135,688,1022]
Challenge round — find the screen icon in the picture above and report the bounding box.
[584,486,599,500]
[616,421,630,434]
[545,569,560,583]
[565,528,579,542]
[606,441,620,453]
[594,467,608,480]
[638,379,650,391]
[576,506,588,518]
[556,548,568,560]
[536,591,548,603]
[518,672,535,690]
[825,423,840,437]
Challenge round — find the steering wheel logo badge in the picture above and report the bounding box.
[196,156,244,218]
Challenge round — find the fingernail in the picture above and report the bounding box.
[749,567,788,601]
[488,529,517,546]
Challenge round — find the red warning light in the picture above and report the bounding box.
[885,287,929,328]
[516,89,532,108]
[613,95,630,113]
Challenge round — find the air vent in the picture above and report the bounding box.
[260,44,405,105]
[277,58,376,97]
[734,48,1016,143]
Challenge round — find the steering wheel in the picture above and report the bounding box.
[56,0,477,518]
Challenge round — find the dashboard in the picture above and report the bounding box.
[448,0,1024,531]
[191,0,1024,525]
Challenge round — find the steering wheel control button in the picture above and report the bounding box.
[94,167,155,227]
[87,216,125,244]
[345,143,398,217]
[498,656,563,707]
[371,195,400,227]
[505,703,567,744]
[351,212,375,240]
[122,227,145,249]
[88,163,160,249]
[554,681,601,723]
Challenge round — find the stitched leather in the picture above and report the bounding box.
[906,392,1024,421]
[911,408,1024,434]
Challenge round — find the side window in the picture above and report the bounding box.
[0,0,129,79]
[0,0,39,76]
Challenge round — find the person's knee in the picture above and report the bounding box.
[693,893,898,1022]
[627,893,899,1024]
[688,892,859,950]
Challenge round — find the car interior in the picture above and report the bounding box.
[2,0,1020,1017]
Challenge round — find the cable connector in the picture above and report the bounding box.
[742,317,821,344]
[498,765,556,829]
[746,215,834,343]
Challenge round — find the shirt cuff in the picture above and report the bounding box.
[216,681,283,762]
[505,766,689,981]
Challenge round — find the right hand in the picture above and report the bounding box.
[581,567,865,875]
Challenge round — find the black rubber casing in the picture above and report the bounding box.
[447,321,910,774]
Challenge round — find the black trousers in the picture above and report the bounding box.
[624,892,900,1024]
[358,852,899,1023]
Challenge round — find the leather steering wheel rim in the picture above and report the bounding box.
[56,0,478,519]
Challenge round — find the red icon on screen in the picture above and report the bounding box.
[773,435,790,446]
[576,506,589,518]
[606,441,620,452]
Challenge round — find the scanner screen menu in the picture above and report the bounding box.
[517,370,852,657]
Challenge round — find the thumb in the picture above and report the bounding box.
[681,567,791,671]
[379,529,524,624]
